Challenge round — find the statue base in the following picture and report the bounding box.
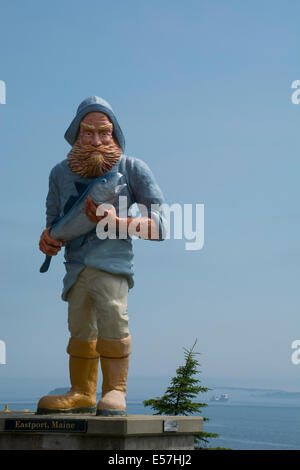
[0,412,203,450]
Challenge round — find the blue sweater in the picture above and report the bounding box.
[45,154,166,300]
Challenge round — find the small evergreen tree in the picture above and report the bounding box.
[143,340,218,448]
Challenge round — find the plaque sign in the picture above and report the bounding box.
[4,418,88,433]
[163,420,178,432]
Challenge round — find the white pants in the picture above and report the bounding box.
[66,266,129,340]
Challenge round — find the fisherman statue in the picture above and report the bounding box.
[37,96,166,415]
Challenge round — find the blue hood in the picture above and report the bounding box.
[64,96,125,151]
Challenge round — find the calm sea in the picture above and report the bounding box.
[1,400,299,450]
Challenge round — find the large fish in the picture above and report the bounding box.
[40,171,126,273]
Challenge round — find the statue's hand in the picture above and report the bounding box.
[39,227,64,256]
[84,195,110,223]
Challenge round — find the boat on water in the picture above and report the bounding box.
[210,393,229,403]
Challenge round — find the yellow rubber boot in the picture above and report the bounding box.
[96,335,131,416]
[36,338,100,414]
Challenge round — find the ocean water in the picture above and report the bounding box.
[204,404,300,450]
[1,400,299,450]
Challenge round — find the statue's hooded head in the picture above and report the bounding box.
[65,96,125,178]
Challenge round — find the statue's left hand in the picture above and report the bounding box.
[84,195,116,224]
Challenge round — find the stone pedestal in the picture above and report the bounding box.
[0,412,203,450]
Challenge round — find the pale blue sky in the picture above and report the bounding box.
[0,0,300,398]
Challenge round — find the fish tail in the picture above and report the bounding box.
[40,255,52,273]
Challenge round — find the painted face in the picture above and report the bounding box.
[68,112,122,178]
[79,112,113,147]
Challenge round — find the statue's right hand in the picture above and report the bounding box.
[39,227,64,256]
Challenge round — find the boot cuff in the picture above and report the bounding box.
[96,335,132,358]
[67,338,100,359]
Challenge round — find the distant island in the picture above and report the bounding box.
[47,386,300,402]
[208,386,300,401]
[48,388,69,396]
[251,391,300,399]
[48,388,101,398]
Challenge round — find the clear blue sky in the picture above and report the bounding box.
[0,0,300,398]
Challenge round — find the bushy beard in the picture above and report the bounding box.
[67,138,122,178]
